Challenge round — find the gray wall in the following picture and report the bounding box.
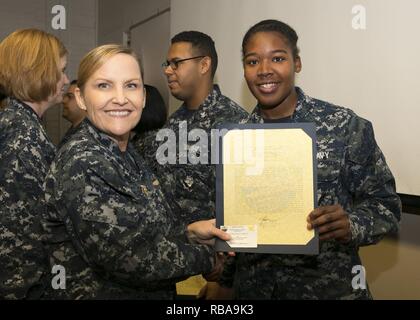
[97,0,124,45]
[97,0,171,109]
[0,0,98,145]
[98,0,170,45]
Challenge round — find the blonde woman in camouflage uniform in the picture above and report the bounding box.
[42,44,229,299]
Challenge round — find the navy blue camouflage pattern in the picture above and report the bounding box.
[0,98,56,299]
[56,123,81,150]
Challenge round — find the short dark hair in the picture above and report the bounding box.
[171,31,218,78]
[242,19,300,59]
[70,79,77,86]
[133,85,167,135]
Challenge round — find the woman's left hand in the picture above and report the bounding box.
[203,253,225,282]
[307,204,351,243]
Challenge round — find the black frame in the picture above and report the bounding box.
[399,193,420,215]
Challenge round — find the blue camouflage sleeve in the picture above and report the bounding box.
[0,152,48,299]
[345,116,402,247]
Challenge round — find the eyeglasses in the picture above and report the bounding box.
[161,56,205,70]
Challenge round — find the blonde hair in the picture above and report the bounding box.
[0,28,67,103]
[77,44,141,93]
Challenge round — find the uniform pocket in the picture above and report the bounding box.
[317,159,342,206]
[317,159,341,182]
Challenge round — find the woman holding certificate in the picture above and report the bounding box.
[216,19,401,299]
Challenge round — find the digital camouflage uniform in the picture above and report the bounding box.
[0,98,56,299]
[42,119,215,299]
[219,87,401,299]
[56,123,81,150]
[136,85,249,224]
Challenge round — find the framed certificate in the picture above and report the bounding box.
[215,123,319,254]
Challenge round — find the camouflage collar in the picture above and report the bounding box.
[9,98,41,121]
[201,84,222,110]
[82,118,135,155]
[179,84,222,114]
[249,87,314,123]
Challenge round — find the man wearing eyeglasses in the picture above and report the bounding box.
[136,31,248,289]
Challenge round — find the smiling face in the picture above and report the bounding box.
[75,53,144,149]
[243,31,301,117]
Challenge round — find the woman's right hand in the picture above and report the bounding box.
[187,219,231,245]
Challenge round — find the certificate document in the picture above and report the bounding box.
[215,123,318,254]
